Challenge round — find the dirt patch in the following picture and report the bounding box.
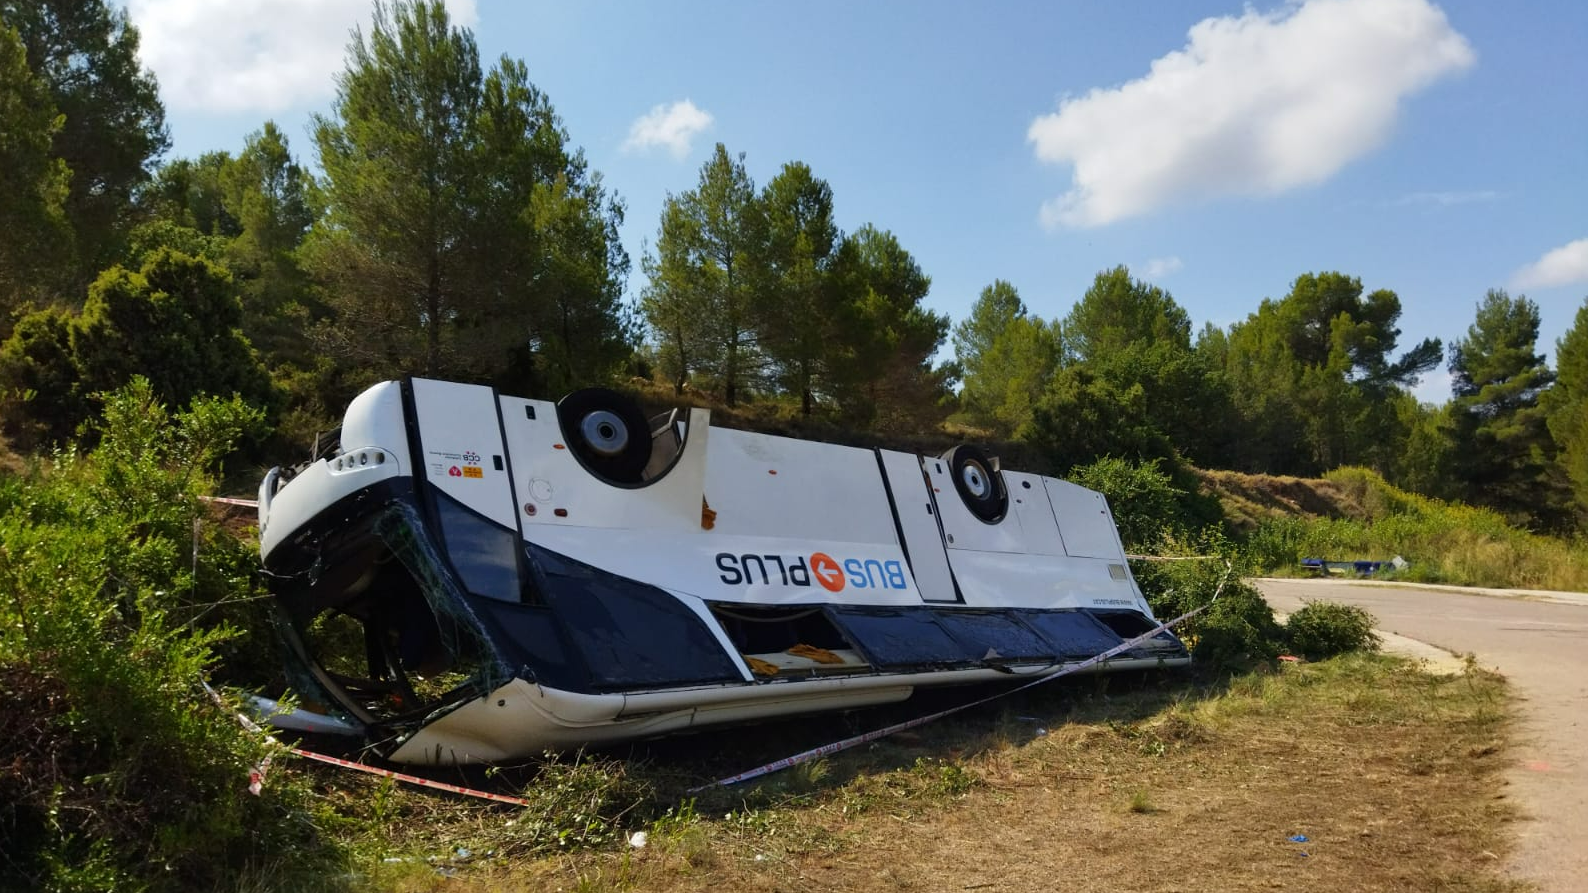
[363,655,1523,892]
[1194,468,1369,531]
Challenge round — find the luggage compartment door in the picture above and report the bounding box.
[878,450,959,603]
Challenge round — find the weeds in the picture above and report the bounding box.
[1126,789,1157,814]
[0,379,344,892]
[506,752,655,854]
[909,756,980,799]
[1243,466,1588,591]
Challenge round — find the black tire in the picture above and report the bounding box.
[942,444,1007,523]
[557,388,653,485]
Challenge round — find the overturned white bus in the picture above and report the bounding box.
[256,379,1188,764]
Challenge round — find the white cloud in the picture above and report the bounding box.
[1513,238,1588,291]
[127,0,479,114]
[1028,0,1474,228]
[1140,256,1184,279]
[621,99,714,160]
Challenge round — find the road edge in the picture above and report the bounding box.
[1254,576,1588,608]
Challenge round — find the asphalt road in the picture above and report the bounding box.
[1258,578,1588,893]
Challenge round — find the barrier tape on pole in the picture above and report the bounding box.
[688,599,1213,793]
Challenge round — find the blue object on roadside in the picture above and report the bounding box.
[1288,834,1309,843]
[1301,558,1389,576]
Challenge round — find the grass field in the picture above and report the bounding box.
[285,654,1524,893]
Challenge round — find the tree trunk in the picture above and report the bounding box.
[427,253,441,374]
[801,360,813,416]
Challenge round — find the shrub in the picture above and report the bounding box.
[1285,601,1380,660]
[1192,585,1285,672]
[1069,457,1186,551]
[1069,457,1225,552]
[0,379,340,891]
[0,249,279,450]
[1133,552,1284,673]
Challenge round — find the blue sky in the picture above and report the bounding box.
[126,0,1588,402]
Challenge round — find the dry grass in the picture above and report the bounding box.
[1193,467,1369,531]
[335,655,1524,893]
[0,432,25,476]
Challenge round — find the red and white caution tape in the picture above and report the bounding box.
[286,747,532,807]
[201,495,259,508]
[204,681,529,806]
[688,602,1210,792]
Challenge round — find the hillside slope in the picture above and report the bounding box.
[1201,465,1588,592]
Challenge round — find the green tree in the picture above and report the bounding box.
[1222,272,1441,475]
[224,123,315,255]
[1545,297,1588,525]
[952,279,1061,435]
[1063,265,1190,362]
[221,123,321,369]
[1220,305,1307,472]
[1063,266,1229,464]
[143,151,240,239]
[1190,322,1240,467]
[0,249,274,446]
[830,225,951,430]
[641,201,711,395]
[0,307,79,447]
[308,0,628,390]
[640,143,763,405]
[476,57,631,393]
[1446,289,1560,527]
[1386,391,1454,499]
[757,161,839,415]
[1027,365,1171,470]
[71,249,274,413]
[0,24,72,328]
[4,0,168,289]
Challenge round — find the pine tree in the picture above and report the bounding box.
[1543,297,1588,526]
[1446,289,1561,527]
[307,1,628,390]
[3,0,168,288]
[0,24,71,328]
[639,144,763,405]
[952,279,1060,435]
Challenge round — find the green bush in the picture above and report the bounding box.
[1068,456,1225,552]
[1069,457,1185,551]
[1285,601,1380,660]
[1190,585,1285,672]
[1133,553,1284,672]
[0,249,279,451]
[0,379,341,891]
